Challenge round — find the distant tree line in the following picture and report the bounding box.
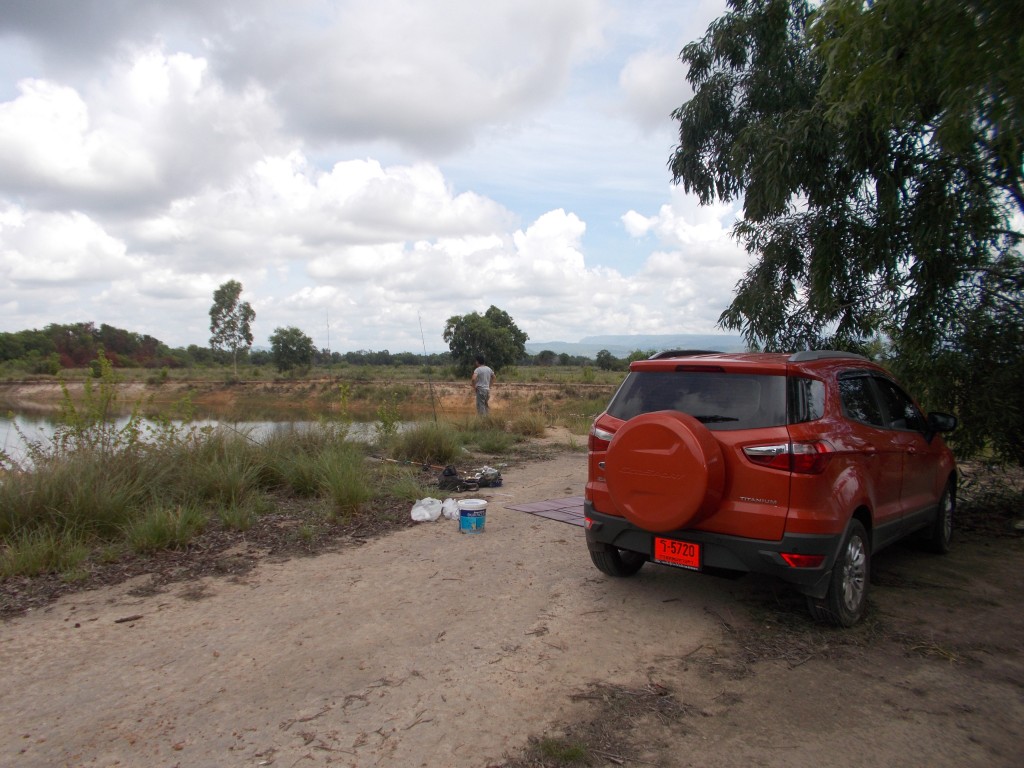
[0,321,620,375]
[0,291,624,376]
[0,322,184,374]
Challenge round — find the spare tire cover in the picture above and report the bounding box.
[605,410,725,533]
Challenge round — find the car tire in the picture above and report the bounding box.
[922,483,954,554]
[588,543,647,577]
[807,519,870,627]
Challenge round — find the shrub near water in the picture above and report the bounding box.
[318,444,372,519]
[508,411,547,438]
[455,416,518,454]
[379,467,434,502]
[126,504,206,553]
[390,422,461,465]
[191,437,261,506]
[0,450,156,540]
[255,422,351,496]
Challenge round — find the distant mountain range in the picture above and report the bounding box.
[524,333,746,358]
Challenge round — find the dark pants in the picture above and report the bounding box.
[475,387,490,415]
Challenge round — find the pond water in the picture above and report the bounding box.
[0,410,391,467]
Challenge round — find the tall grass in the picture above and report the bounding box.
[0,529,89,579]
[0,423,378,577]
[125,504,206,553]
[454,416,519,454]
[189,430,261,506]
[0,449,166,540]
[255,422,351,495]
[390,421,462,465]
[508,411,548,438]
[1,361,608,581]
[378,467,434,502]
[0,364,386,578]
[318,444,372,519]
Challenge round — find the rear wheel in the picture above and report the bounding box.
[588,543,647,577]
[922,483,954,554]
[807,519,870,627]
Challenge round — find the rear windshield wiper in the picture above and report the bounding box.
[690,414,739,423]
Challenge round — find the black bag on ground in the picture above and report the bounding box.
[437,465,480,492]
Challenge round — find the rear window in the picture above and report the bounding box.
[606,371,788,430]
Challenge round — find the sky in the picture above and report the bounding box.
[0,0,747,353]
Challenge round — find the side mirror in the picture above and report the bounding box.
[927,412,957,434]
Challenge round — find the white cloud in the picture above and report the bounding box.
[618,49,691,132]
[124,156,516,276]
[0,46,283,210]
[0,208,141,285]
[220,0,608,155]
[0,0,749,352]
[0,78,152,193]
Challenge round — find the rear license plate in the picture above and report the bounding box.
[653,538,701,570]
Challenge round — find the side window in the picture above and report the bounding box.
[789,377,826,424]
[874,378,926,432]
[838,375,885,427]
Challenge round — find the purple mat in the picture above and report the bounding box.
[504,496,585,527]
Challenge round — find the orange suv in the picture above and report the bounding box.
[584,350,958,626]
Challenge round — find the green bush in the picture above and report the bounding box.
[390,422,461,465]
[378,467,433,502]
[0,529,89,578]
[126,504,206,553]
[473,429,514,454]
[318,445,372,518]
[192,450,260,506]
[0,451,155,540]
[218,496,270,532]
[375,394,402,444]
[508,411,547,438]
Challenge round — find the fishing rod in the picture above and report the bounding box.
[419,313,439,423]
[369,454,448,472]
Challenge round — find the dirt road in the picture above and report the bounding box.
[2,447,1022,767]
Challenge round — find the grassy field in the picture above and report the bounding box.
[0,361,604,583]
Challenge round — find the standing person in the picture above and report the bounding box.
[470,355,495,416]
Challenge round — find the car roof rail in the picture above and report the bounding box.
[648,349,721,360]
[788,350,869,363]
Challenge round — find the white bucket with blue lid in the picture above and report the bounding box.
[458,498,487,534]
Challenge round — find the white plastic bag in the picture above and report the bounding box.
[411,497,443,522]
[441,498,459,520]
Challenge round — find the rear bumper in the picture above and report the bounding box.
[584,502,843,599]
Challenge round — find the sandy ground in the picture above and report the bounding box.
[2,445,1022,767]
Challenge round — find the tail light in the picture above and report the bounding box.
[743,441,833,474]
[589,424,614,452]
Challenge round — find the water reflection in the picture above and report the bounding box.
[0,410,386,467]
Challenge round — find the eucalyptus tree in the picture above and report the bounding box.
[670,0,1023,462]
[209,280,255,377]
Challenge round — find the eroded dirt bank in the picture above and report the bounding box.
[0,378,617,417]
[1,447,1022,767]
